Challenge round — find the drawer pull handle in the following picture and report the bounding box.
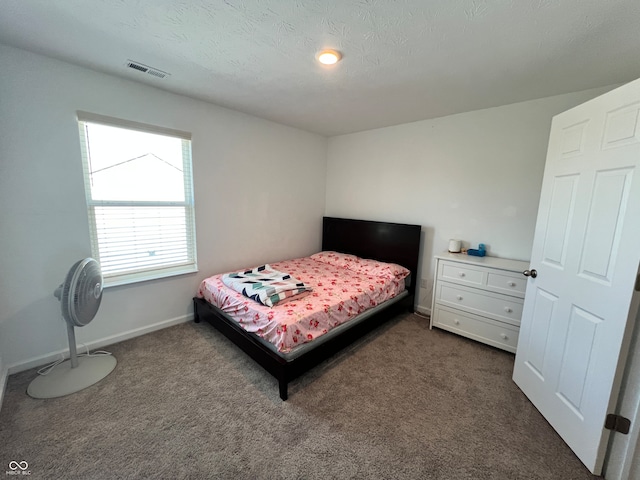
[504,307,513,313]
[459,272,466,277]
[456,295,463,301]
[508,281,516,287]
[500,333,508,340]
[454,319,460,325]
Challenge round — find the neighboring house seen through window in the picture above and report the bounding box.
[77,112,197,286]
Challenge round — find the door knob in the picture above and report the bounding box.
[523,269,538,278]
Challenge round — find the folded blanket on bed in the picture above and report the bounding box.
[221,264,312,307]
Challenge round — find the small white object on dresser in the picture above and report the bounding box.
[430,253,530,353]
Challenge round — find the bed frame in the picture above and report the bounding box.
[193,216,422,400]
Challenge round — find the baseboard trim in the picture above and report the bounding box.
[415,305,431,317]
[7,313,193,375]
[0,358,7,412]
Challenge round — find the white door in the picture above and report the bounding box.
[513,78,640,475]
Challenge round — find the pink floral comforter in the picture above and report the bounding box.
[196,252,409,353]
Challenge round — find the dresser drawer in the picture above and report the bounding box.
[432,306,519,353]
[438,261,486,287]
[436,282,523,326]
[486,271,526,296]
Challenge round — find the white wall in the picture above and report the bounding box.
[325,86,614,312]
[0,45,327,372]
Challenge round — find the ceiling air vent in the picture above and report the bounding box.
[125,60,170,79]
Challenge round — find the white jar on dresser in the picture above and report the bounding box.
[430,253,530,353]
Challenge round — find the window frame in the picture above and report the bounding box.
[77,111,198,287]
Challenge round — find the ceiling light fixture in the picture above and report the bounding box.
[316,49,342,65]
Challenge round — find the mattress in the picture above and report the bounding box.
[196,253,409,353]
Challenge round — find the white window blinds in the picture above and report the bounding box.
[77,112,197,286]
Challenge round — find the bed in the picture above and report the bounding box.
[193,216,422,400]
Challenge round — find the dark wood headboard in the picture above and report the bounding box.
[321,217,421,298]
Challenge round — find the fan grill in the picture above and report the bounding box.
[60,258,103,327]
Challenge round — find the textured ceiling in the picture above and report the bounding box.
[1,0,639,136]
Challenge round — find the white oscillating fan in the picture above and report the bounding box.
[27,258,117,399]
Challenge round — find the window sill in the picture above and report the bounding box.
[103,264,198,288]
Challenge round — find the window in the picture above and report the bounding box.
[77,112,197,287]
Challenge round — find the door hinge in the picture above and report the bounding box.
[605,414,631,434]
[635,272,640,292]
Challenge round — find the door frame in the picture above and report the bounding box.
[605,291,640,479]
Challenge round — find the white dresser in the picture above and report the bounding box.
[430,253,530,353]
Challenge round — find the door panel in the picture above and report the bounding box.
[523,288,557,380]
[561,120,589,157]
[541,174,579,269]
[579,168,633,283]
[602,102,640,149]
[556,306,602,415]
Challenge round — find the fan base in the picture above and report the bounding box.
[27,355,117,399]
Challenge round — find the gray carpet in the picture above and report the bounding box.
[1,313,596,479]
